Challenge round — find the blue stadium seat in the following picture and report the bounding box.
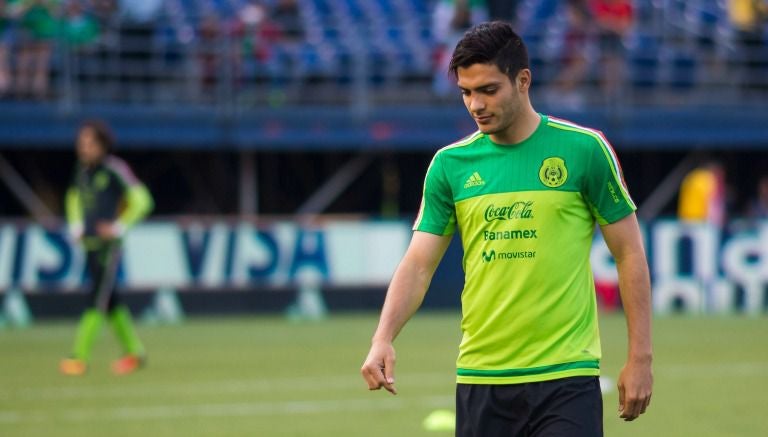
[51,0,754,100]
[312,0,334,18]
[668,50,697,90]
[629,34,660,89]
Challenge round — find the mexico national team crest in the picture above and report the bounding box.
[539,157,568,188]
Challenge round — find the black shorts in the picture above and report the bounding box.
[456,376,603,437]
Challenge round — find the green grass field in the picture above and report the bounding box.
[1,312,767,436]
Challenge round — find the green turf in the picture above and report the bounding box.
[1,313,766,436]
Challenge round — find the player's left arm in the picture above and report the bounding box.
[600,213,653,422]
[119,183,154,229]
[100,158,155,238]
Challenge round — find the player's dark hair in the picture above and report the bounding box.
[449,21,529,82]
[79,119,115,153]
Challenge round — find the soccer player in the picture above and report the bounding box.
[59,120,154,376]
[361,22,652,435]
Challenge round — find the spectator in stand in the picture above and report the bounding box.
[590,0,633,103]
[432,0,488,97]
[678,161,727,227]
[16,0,58,99]
[89,0,119,40]
[550,0,592,109]
[85,0,118,99]
[269,0,304,96]
[91,0,118,41]
[0,0,15,97]
[197,13,221,97]
[486,0,517,23]
[117,0,163,101]
[61,0,100,50]
[60,0,101,100]
[272,0,303,42]
[727,0,768,92]
[118,0,161,27]
[232,1,283,92]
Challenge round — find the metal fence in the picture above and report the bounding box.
[4,0,768,111]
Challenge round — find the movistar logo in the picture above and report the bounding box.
[464,171,486,189]
[481,249,536,262]
[484,202,534,222]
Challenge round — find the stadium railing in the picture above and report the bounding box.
[4,0,768,110]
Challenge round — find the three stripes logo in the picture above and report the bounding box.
[464,171,486,189]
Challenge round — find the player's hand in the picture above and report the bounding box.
[617,358,653,421]
[96,221,122,239]
[361,341,397,395]
[68,224,84,242]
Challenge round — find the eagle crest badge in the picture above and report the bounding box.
[539,157,568,188]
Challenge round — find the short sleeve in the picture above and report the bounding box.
[413,151,457,235]
[105,156,141,189]
[582,136,636,225]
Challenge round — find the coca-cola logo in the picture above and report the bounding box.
[484,202,534,222]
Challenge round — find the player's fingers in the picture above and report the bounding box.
[381,355,397,394]
[620,392,643,421]
[621,401,639,421]
[639,401,648,415]
[616,381,626,414]
[382,380,397,395]
[383,355,396,385]
[360,363,385,390]
[639,392,652,415]
[360,365,375,389]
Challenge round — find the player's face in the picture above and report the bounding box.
[457,63,530,143]
[76,127,105,166]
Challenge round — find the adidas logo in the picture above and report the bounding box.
[464,171,486,189]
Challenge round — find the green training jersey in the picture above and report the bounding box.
[66,155,154,249]
[414,114,636,385]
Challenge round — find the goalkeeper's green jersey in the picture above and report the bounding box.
[414,114,636,385]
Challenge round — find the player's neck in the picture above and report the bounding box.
[489,108,540,145]
[81,157,106,169]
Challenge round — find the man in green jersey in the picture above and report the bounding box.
[361,22,652,435]
[59,120,154,376]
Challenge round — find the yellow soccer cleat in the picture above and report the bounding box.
[59,358,87,376]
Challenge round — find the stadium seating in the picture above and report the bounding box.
[3,0,767,105]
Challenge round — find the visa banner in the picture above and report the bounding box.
[0,219,766,314]
[0,220,411,291]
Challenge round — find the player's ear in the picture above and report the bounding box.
[516,69,532,92]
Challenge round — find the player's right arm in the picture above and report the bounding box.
[361,231,452,395]
[65,185,84,240]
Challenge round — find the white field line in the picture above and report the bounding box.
[0,395,454,425]
[3,362,765,404]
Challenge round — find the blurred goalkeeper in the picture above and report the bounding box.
[59,120,154,376]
